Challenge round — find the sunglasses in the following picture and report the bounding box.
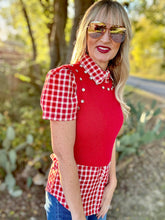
[88,21,126,43]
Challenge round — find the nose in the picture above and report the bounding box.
[101,29,112,42]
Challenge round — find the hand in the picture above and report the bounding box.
[97,180,117,219]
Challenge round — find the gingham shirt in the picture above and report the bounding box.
[40,54,110,121]
[40,54,111,216]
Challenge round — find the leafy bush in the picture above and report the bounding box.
[0,122,33,197]
[116,100,165,160]
[0,107,51,197]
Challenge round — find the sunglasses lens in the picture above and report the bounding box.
[110,27,126,43]
[111,33,125,43]
[88,22,106,38]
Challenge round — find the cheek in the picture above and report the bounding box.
[87,37,94,53]
[87,34,98,54]
[113,43,121,55]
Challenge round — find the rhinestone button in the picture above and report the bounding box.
[80,77,82,81]
[82,88,85,92]
[80,64,83,67]
[81,100,84,103]
[84,71,87,74]
[107,88,110,91]
[75,69,78,72]
[89,76,93,80]
[102,86,105,89]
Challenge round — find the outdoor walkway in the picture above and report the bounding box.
[127,76,165,98]
[107,139,165,220]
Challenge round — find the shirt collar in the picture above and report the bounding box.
[80,54,111,85]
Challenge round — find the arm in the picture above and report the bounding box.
[107,141,118,188]
[97,141,117,219]
[50,120,86,220]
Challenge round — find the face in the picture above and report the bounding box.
[87,20,122,70]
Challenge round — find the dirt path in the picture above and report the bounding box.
[0,185,46,220]
[107,139,165,220]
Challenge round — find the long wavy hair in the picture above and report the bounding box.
[71,0,132,118]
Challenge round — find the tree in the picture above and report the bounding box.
[131,16,164,77]
[49,0,68,68]
[66,0,94,63]
[129,0,165,79]
[6,0,94,68]
[19,0,37,61]
[48,0,94,68]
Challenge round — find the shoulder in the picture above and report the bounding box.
[47,64,75,79]
[44,64,78,88]
[40,65,78,121]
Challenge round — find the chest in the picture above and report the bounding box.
[72,65,123,131]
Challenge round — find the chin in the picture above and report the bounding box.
[96,58,109,65]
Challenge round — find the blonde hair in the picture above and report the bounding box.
[71,0,132,118]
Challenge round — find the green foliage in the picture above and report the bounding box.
[130,16,165,80]
[10,0,50,63]
[65,18,73,44]
[0,121,33,197]
[0,37,51,195]
[125,0,165,80]
[13,106,51,153]
[0,105,51,196]
[116,100,165,160]
[1,0,165,81]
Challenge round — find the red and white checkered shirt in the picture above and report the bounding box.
[47,154,110,216]
[40,54,111,121]
[40,54,111,216]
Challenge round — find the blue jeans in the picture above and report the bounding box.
[45,192,107,220]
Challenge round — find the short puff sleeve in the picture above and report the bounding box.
[40,67,78,121]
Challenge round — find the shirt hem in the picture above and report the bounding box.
[42,116,77,121]
[45,188,100,216]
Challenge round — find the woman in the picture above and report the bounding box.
[40,0,132,219]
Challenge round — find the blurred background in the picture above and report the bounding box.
[0,0,165,219]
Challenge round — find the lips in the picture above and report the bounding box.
[96,46,111,53]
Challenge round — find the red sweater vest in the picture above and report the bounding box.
[66,63,124,167]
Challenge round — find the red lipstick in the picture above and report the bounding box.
[97,46,111,53]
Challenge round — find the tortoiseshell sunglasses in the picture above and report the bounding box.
[88,21,126,43]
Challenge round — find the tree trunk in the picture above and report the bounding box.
[66,0,94,63]
[19,0,37,61]
[50,0,68,69]
[19,0,42,92]
[38,0,55,48]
